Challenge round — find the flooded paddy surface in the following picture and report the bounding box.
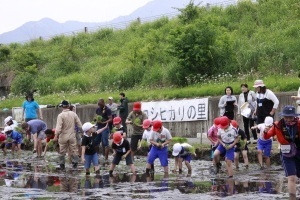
[0,151,296,199]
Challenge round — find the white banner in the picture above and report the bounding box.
[141,98,208,122]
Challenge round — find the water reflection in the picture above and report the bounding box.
[0,155,293,199]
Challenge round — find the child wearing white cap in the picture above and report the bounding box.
[3,126,23,157]
[81,122,108,175]
[172,143,195,175]
[251,116,274,169]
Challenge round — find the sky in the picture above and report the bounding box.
[0,0,153,34]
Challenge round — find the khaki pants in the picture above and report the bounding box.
[58,132,78,165]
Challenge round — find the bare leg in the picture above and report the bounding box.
[213,150,221,166]
[265,157,271,168]
[287,175,297,199]
[185,160,192,174]
[33,133,37,152]
[226,159,233,177]
[257,150,263,168]
[131,151,135,161]
[242,150,249,167]
[17,144,21,159]
[234,152,239,169]
[129,164,136,174]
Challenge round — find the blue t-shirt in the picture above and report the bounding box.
[22,100,39,119]
[28,119,47,134]
[10,130,22,140]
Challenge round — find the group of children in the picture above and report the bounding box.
[208,115,274,177]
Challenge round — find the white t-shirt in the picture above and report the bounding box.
[257,123,272,141]
[217,125,238,144]
[150,127,172,146]
[142,129,152,144]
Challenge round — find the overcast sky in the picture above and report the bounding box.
[0,0,153,34]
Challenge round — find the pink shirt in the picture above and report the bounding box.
[207,125,218,144]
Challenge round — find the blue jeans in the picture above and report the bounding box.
[84,153,99,169]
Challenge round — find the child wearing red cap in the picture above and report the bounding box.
[213,116,239,177]
[109,132,136,177]
[146,120,172,177]
[112,116,126,138]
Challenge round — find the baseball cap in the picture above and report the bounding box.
[172,143,182,156]
[4,116,13,125]
[108,97,113,100]
[3,126,13,133]
[82,122,95,133]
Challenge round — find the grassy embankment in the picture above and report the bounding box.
[0,0,299,109]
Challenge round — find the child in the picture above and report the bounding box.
[208,117,221,167]
[43,129,58,156]
[81,122,108,175]
[4,126,23,157]
[172,143,195,175]
[109,132,136,177]
[111,117,126,138]
[146,120,172,177]
[251,116,273,169]
[138,119,153,169]
[231,120,249,170]
[0,133,7,156]
[213,116,239,177]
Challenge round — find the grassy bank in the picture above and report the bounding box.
[0,74,298,109]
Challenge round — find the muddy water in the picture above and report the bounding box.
[0,151,295,199]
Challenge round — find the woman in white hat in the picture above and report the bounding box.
[253,80,279,144]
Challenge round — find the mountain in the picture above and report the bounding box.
[0,0,236,44]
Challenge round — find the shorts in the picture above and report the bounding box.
[234,145,248,153]
[84,153,99,169]
[216,143,234,162]
[112,153,133,165]
[101,129,109,147]
[131,134,142,151]
[281,152,300,177]
[13,138,23,144]
[76,132,82,145]
[179,154,192,163]
[37,131,46,140]
[147,146,168,167]
[257,139,272,157]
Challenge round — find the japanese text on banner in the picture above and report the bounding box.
[141,98,208,122]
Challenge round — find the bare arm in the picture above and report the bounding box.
[39,108,43,120]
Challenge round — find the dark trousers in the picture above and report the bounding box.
[120,114,127,132]
[223,111,234,120]
[242,116,257,140]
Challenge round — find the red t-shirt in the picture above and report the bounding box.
[46,128,56,143]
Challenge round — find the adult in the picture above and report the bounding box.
[21,119,47,157]
[253,80,279,143]
[22,93,43,122]
[126,102,147,161]
[118,92,128,132]
[218,86,237,120]
[106,97,118,130]
[53,100,82,169]
[95,98,112,161]
[238,83,257,143]
[264,105,300,200]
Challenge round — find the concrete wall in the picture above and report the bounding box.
[0,92,297,137]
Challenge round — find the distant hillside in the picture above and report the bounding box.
[0,0,235,44]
